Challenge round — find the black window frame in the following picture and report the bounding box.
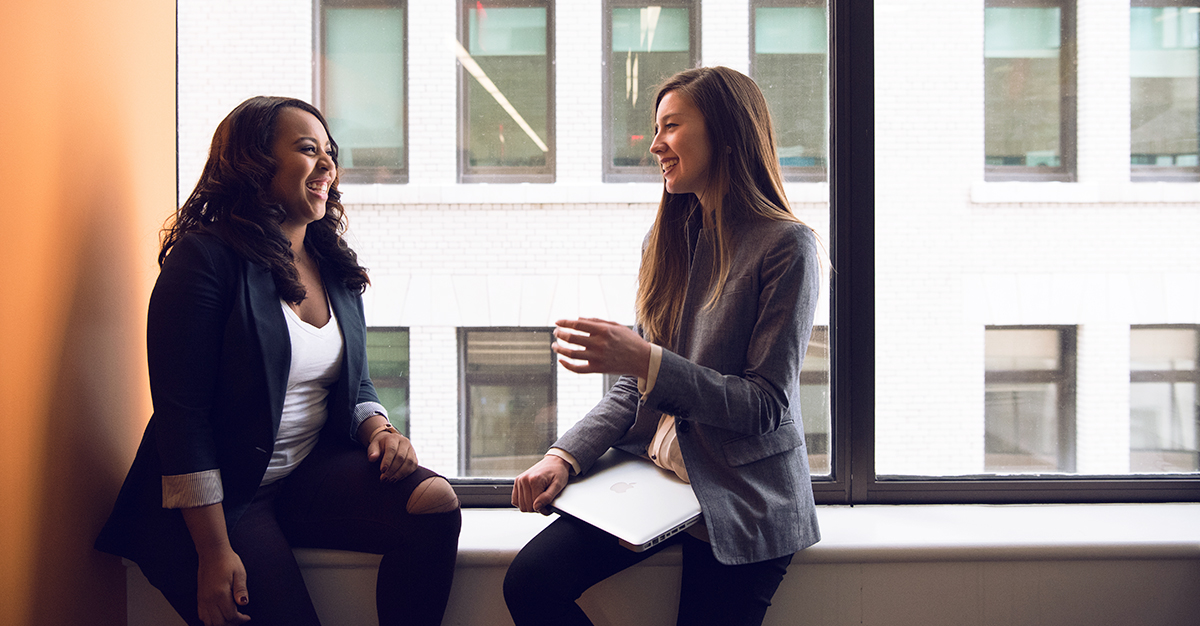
[314,0,410,184]
[455,0,1200,506]
[1130,0,1200,183]
[456,0,556,184]
[749,0,829,183]
[983,0,1078,183]
[602,0,702,183]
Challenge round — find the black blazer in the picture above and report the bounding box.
[95,232,379,567]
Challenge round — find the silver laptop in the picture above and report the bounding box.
[549,447,702,552]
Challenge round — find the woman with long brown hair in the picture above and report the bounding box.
[505,66,822,626]
[96,96,460,626]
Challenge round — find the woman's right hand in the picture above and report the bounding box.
[195,546,251,626]
[512,455,571,514]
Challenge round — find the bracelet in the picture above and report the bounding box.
[368,422,398,442]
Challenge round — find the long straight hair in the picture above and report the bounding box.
[636,67,804,345]
[161,96,369,302]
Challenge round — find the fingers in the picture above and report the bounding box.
[375,434,418,482]
[512,457,569,513]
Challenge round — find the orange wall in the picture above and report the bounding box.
[0,1,174,625]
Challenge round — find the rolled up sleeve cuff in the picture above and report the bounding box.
[546,448,580,475]
[638,343,663,398]
[162,469,224,509]
[352,401,389,439]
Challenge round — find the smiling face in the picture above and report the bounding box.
[650,90,715,206]
[268,107,336,236]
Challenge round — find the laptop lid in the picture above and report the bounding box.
[549,447,702,552]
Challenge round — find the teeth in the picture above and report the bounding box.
[307,182,328,193]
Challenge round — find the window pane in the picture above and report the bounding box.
[1131,6,1200,170]
[984,328,1072,473]
[800,326,831,475]
[985,5,1063,168]
[753,4,828,176]
[610,6,692,168]
[1130,327,1199,473]
[324,4,406,172]
[366,329,410,435]
[462,330,556,477]
[464,5,550,170]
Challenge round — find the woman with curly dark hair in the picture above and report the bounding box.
[96,96,460,626]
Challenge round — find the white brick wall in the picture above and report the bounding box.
[178,0,1200,479]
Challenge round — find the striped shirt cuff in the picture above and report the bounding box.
[162,469,223,509]
[352,401,389,440]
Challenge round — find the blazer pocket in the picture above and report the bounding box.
[723,420,803,467]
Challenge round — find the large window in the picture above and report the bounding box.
[1131,326,1200,472]
[458,0,554,182]
[366,328,411,435]
[984,327,1077,473]
[751,0,829,181]
[459,329,557,477]
[1131,1,1200,181]
[604,0,700,181]
[319,0,407,184]
[984,0,1076,181]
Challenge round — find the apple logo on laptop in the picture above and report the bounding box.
[610,482,636,493]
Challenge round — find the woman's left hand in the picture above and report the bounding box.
[553,318,651,378]
[367,430,418,482]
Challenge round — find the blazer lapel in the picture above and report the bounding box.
[245,264,290,437]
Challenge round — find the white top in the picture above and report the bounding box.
[260,299,344,485]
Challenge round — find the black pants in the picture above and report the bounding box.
[145,443,461,626]
[503,515,793,626]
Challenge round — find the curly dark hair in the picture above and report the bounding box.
[161,96,369,302]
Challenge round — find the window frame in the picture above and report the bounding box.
[314,0,410,184]
[749,0,829,183]
[982,0,1078,183]
[602,0,702,183]
[1130,0,1200,182]
[456,0,556,183]
[451,0,1200,506]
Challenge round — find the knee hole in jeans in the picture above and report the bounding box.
[407,476,459,514]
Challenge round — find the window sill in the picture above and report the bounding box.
[323,502,1200,569]
[971,181,1200,205]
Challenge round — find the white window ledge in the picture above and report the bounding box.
[292,503,1200,570]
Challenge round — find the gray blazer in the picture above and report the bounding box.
[554,210,821,565]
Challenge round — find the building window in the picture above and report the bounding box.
[460,328,557,477]
[984,0,1076,181]
[604,0,700,182]
[1131,1,1200,182]
[366,328,411,435]
[984,327,1077,473]
[1131,326,1200,473]
[800,325,831,475]
[318,0,407,184]
[750,0,828,182]
[457,0,554,183]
